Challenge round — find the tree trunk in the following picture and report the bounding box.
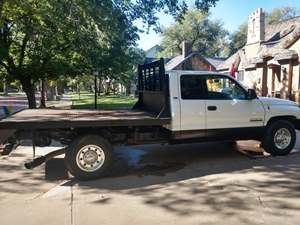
[105,80,112,95]
[47,86,56,101]
[40,78,46,108]
[77,83,80,100]
[57,81,64,95]
[3,79,8,95]
[20,77,37,109]
[55,85,58,96]
[98,78,101,96]
[126,83,131,96]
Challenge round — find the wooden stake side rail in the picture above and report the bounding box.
[0,109,171,130]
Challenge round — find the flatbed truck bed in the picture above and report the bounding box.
[0,59,173,179]
[0,109,171,129]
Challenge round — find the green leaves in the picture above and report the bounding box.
[266,6,299,25]
[195,0,218,13]
[0,0,219,80]
[0,0,218,107]
[228,22,247,56]
[159,9,227,58]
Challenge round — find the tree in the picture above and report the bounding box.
[227,22,248,56]
[0,0,218,108]
[0,0,135,108]
[266,6,299,25]
[158,9,228,58]
[0,67,7,94]
[115,47,145,95]
[109,0,218,26]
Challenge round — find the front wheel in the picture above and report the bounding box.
[262,120,296,156]
[65,135,113,180]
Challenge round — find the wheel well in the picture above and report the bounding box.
[266,116,297,128]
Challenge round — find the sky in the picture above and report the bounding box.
[137,0,300,51]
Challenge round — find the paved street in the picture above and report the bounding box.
[0,95,30,118]
[0,135,300,225]
[0,95,33,106]
[0,94,72,118]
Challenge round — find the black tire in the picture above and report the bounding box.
[262,120,296,156]
[65,135,113,180]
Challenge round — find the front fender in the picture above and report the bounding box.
[264,104,300,128]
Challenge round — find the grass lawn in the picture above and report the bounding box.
[69,93,137,109]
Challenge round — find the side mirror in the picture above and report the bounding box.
[248,89,257,100]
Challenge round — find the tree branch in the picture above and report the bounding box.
[0,60,9,71]
[18,32,29,67]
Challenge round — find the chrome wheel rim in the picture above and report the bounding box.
[76,145,105,172]
[274,128,292,150]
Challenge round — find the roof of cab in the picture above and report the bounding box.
[166,70,229,76]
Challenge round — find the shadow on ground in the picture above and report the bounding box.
[1,140,300,222]
[68,141,300,189]
[66,142,300,221]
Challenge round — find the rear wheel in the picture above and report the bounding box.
[262,120,296,156]
[65,135,113,180]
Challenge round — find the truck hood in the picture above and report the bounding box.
[258,97,298,107]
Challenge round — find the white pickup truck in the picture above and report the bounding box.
[1,58,300,180]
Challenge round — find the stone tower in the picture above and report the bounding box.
[247,8,265,45]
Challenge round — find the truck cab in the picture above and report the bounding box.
[167,70,265,132]
[164,69,300,154]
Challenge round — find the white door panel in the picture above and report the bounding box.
[179,73,266,131]
[167,73,181,131]
[206,99,265,129]
[179,74,206,131]
[180,100,206,130]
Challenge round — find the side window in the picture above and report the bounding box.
[180,75,207,99]
[206,76,247,100]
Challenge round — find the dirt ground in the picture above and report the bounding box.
[0,134,300,225]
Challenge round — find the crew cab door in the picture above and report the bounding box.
[205,75,265,130]
[179,74,206,131]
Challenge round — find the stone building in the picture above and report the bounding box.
[165,41,225,71]
[218,8,300,104]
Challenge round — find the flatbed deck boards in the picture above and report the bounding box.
[0,109,170,129]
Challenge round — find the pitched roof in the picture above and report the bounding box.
[165,55,184,71]
[217,16,300,71]
[265,16,300,42]
[217,52,239,71]
[165,52,225,71]
[204,57,226,68]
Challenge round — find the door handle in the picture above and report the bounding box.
[207,106,217,111]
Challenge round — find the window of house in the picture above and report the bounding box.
[237,71,244,81]
[252,18,255,36]
[206,76,247,100]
